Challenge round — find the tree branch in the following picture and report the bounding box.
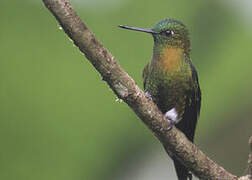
[42,0,248,179]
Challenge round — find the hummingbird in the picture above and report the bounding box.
[119,19,201,180]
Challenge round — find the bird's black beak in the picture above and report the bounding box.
[118,25,156,34]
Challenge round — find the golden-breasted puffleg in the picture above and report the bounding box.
[119,19,201,180]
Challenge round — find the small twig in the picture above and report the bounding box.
[42,0,242,179]
[248,136,252,179]
[235,136,252,180]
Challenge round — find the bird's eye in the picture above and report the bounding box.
[163,30,174,37]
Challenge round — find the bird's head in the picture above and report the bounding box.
[119,19,190,54]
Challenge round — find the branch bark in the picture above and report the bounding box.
[42,0,249,179]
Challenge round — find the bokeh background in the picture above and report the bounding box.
[1,0,252,179]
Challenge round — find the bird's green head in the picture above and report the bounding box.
[119,19,190,54]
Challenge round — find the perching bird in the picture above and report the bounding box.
[119,19,201,180]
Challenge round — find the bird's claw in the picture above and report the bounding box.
[145,91,153,101]
[166,119,176,131]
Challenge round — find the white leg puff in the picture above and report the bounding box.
[164,108,181,124]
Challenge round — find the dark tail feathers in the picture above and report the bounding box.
[173,158,192,180]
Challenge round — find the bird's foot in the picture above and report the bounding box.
[145,91,153,101]
[188,172,192,180]
[164,108,181,131]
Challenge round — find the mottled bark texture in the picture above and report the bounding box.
[42,0,250,179]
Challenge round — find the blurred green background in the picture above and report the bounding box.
[1,0,252,179]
